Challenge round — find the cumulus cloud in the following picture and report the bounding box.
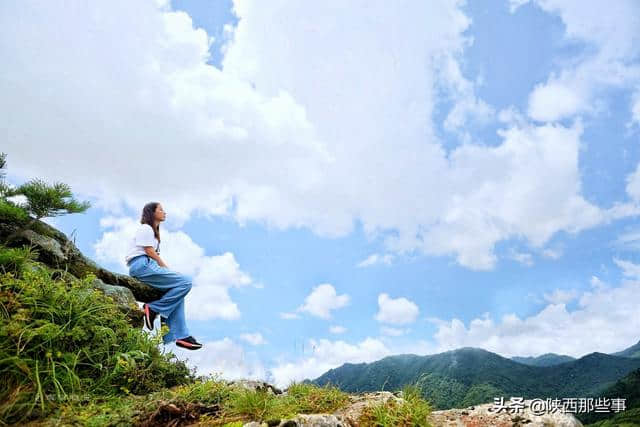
[375,293,419,325]
[297,284,349,319]
[270,338,390,388]
[94,216,253,320]
[1,1,630,271]
[425,259,640,357]
[170,337,268,381]
[511,0,640,122]
[240,333,267,346]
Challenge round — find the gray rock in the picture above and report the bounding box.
[228,379,283,395]
[291,414,346,426]
[427,399,583,427]
[92,278,143,328]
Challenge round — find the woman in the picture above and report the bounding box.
[125,202,202,350]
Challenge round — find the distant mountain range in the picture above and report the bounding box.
[510,353,575,367]
[311,339,640,412]
[510,340,640,366]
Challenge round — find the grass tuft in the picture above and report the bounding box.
[358,385,433,427]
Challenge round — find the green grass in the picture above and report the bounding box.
[0,243,196,425]
[31,378,352,426]
[358,385,433,427]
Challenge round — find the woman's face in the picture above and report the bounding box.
[154,204,167,222]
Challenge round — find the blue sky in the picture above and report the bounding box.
[2,0,640,386]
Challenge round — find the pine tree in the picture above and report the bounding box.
[0,153,91,244]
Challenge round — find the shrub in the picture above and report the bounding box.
[0,198,28,223]
[0,244,38,276]
[283,382,350,414]
[358,385,433,427]
[0,264,196,425]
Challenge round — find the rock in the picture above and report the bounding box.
[291,414,346,426]
[427,399,583,427]
[0,216,167,303]
[92,278,144,328]
[228,379,283,395]
[334,391,401,425]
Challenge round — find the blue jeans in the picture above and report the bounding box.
[128,255,191,345]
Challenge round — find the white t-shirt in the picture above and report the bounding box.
[125,223,160,264]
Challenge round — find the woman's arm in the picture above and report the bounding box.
[143,246,168,268]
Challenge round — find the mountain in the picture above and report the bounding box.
[578,367,640,426]
[610,339,640,359]
[511,353,575,367]
[312,347,640,410]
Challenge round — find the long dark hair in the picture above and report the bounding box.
[140,202,161,243]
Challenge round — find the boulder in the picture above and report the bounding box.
[0,216,164,328]
[0,217,166,303]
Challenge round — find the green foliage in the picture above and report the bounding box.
[0,261,195,425]
[358,385,433,427]
[0,198,29,222]
[580,368,640,426]
[313,348,640,410]
[227,388,286,422]
[283,382,350,414]
[9,178,91,220]
[209,382,351,423]
[0,244,38,276]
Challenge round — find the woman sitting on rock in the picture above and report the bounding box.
[124,202,202,350]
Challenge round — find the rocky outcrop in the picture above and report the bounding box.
[0,216,164,327]
[427,400,584,426]
[236,391,583,427]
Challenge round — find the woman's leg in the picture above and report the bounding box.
[129,257,192,340]
[161,297,190,345]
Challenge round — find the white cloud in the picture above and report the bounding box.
[94,216,253,320]
[613,258,640,279]
[0,1,627,271]
[329,325,346,334]
[280,312,301,320]
[542,288,578,304]
[356,253,395,268]
[614,228,640,251]
[240,333,267,346]
[375,293,419,325]
[297,284,349,320]
[270,338,390,388]
[507,249,534,266]
[527,82,585,122]
[625,163,640,202]
[541,248,563,259]
[511,0,640,122]
[170,337,268,381]
[425,259,640,358]
[631,89,640,127]
[589,275,609,291]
